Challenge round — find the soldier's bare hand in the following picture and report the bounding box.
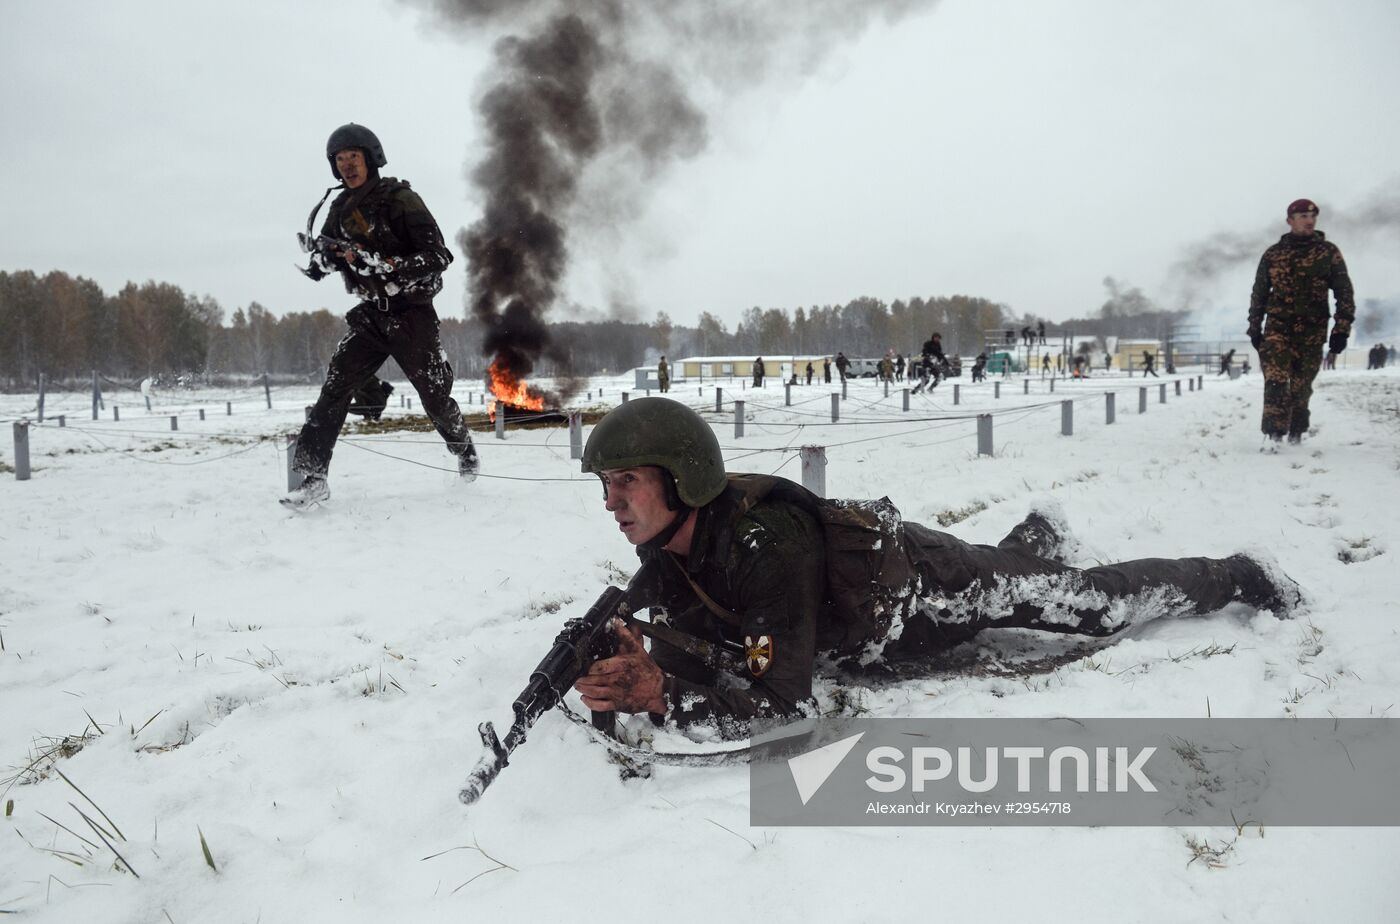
[573,619,665,714]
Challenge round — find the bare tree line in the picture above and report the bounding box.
[4,267,1217,391]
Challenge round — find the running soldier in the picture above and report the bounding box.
[286,123,478,506]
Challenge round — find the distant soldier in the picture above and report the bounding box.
[753,357,765,388]
[348,376,394,421]
[1218,349,1235,376]
[971,352,988,383]
[823,358,832,384]
[1037,320,1046,345]
[657,355,670,393]
[1042,353,1051,376]
[1104,354,1112,373]
[1248,198,1355,445]
[834,352,850,383]
[895,353,905,382]
[1141,350,1158,377]
[878,353,893,383]
[805,361,814,385]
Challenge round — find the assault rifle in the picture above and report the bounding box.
[297,232,397,277]
[459,561,747,806]
[459,564,655,806]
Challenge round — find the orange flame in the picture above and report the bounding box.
[487,358,545,421]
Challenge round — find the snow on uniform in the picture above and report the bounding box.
[637,474,1292,735]
[294,176,475,478]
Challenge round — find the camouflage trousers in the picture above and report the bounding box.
[1259,319,1327,438]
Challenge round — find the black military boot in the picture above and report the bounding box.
[456,440,479,482]
[1224,554,1302,616]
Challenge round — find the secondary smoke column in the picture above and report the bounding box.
[1167,179,1400,314]
[424,0,938,405]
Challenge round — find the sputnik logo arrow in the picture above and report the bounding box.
[787,732,865,805]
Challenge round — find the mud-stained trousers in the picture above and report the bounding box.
[1259,320,1327,438]
[293,302,473,477]
[885,518,1254,655]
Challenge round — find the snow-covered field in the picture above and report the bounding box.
[3,368,1399,923]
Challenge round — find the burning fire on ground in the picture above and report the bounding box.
[487,358,546,422]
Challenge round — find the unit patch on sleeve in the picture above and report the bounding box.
[745,635,774,677]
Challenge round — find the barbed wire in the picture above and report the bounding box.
[6,374,1213,485]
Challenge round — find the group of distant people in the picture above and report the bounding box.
[1367,343,1393,370]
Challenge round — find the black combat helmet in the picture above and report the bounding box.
[325,123,387,180]
[581,398,727,508]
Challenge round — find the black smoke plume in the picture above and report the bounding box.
[421,0,939,402]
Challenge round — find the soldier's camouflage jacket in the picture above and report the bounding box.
[1248,231,1355,338]
[315,177,453,310]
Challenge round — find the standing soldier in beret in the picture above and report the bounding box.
[284,123,479,507]
[1248,198,1355,447]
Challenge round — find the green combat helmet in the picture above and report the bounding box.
[581,398,727,508]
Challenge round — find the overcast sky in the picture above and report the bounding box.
[4,0,1398,338]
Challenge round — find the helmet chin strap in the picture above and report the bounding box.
[638,507,690,555]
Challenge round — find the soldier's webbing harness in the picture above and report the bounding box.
[300,183,395,311]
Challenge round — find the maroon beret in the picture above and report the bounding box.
[1287,198,1319,216]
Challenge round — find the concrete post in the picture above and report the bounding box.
[994,382,1001,399]
[715,388,723,413]
[621,392,629,404]
[734,400,745,438]
[1061,400,1073,436]
[286,433,303,492]
[1023,379,1029,395]
[407,397,413,410]
[37,373,45,422]
[57,415,66,427]
[1106,392,1116,424]
[800,445,827,497]
[1159,383,1167,404]
[953,383,960,405]
[92,371,101,420]
[902,388,910,412]
[831,393,840,422]
[977,414,993,456]
[884,380,890,398]
[842,380,848,400]
[170,415,179,431]
[263,373,272,409]
[1050,377,1056,393]
[495,408,506,440]
[1189,378,1195,392]
[13,421,30,481]
[1175,380,1182,396]
[569,411,583,460]
[785,383,792,406]
[1197,375,1203,390]
[226,401,233,415]
[199,408,206,421]
[145,396,152,412]
[1138,387,1147,414]
[113,406,120,422]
